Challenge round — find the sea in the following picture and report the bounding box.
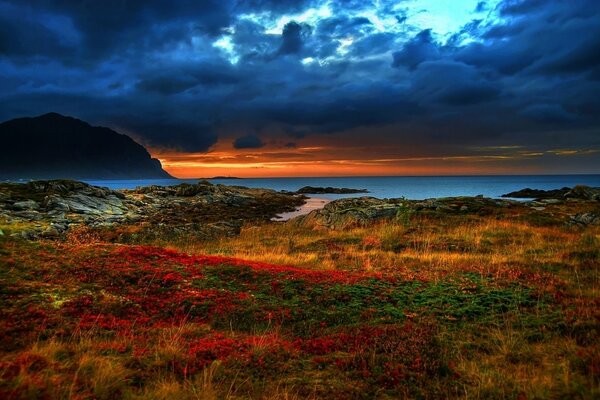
[85,175,600,200]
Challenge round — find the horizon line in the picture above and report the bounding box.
[92,172,600,181]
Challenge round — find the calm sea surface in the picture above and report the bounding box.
[86,175,600,200]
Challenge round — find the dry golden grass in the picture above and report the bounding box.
[154,212,599,399]
[2,203,598,399]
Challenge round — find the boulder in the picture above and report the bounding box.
[12,200,40,210]
[569,213,600,226]
[293,197,400,229]
[45,195,71,211]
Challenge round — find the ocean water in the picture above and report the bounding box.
[86,175,600,200]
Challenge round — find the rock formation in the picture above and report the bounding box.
[502,185,600,201]
[0,113,172,180]
[0,180,304,240]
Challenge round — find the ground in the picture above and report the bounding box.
[0,193,599,399]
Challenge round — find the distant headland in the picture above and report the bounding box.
[0,113,172,180]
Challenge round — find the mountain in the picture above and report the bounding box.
[0,113,173,180]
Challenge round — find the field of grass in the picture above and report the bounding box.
[0,203,599,399]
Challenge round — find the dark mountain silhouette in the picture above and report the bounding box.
[0,113,173,180]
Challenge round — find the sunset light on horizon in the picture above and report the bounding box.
[152,142,599,178]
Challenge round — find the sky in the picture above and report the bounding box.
[0,0,599,177]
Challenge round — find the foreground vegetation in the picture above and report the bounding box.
[0,198,599,398]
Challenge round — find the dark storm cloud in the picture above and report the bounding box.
[278,21,307,55]
[0,3,76,58]
[233,134,265,149]
[315,16,372,38]
[392,29,440,70]
[519,104,577,124]
[410,61,500,106]
[0,0,599,169]
[135,61,240,95]
[236,0,316,13]
[125,121,219,152]
[136,75,199,95]
[25,0,233,54]
[498,0,548,15]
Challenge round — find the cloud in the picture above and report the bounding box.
[315,16,372,39]
[277,21,311,55]
[498,0,548,16]
[520,104,577,124]
[392,29,440,70]
[233,134,265,149]
[0,0,598,174]
[136,75,199,95]
[121,120,219,152]
[411,61,500,105]
[475,1,489,12]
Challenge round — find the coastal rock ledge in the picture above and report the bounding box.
[0,180,304,240]
[291,196,521,229]
[502,185,600,201]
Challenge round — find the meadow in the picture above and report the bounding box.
[0,200,598,399]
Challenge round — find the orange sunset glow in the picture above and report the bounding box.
[152,140,599,178]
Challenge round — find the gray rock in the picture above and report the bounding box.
[12,200,40,210]
[0,179,305,239]
[293,197,400,229]
[50,223,68,232]
[503,185,600,201]
[541,199,561,204]
[14,210,43,220]
[45,195,70,211]
[569,213,599,226]
[565,186,600,201]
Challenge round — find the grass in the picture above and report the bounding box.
[0,201,599,398]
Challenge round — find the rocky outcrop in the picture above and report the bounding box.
[0,180,304,240]
[566,186,600,201]
[568,213,600,227]
[409,196,517,212]
[292,195,520,229]
[291,197,405,229]
[295,186,369,194]
[503,185,600,201]
[0,181,135,240]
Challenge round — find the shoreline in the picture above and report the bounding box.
[273,197,332,221]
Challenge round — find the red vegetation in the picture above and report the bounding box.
[1,239,579,398]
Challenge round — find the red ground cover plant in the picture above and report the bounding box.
[0,239,576,398]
